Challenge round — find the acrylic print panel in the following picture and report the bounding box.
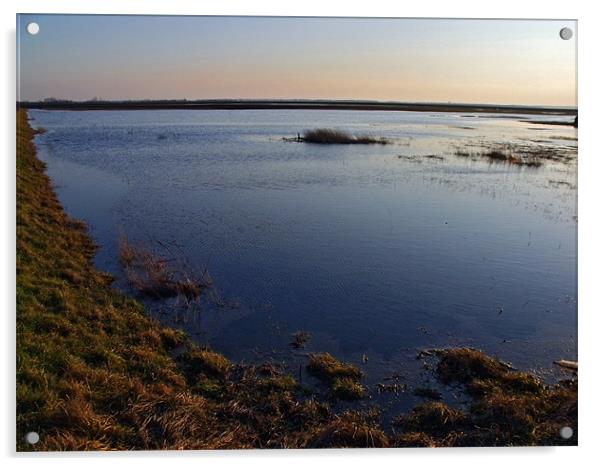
[16,14,577,451]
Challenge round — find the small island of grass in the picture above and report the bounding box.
[289,128,389,145]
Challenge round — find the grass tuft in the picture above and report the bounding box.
[331,378,367,401]
[437,348,543,395]
[307,353,366,400]
[307,353,363,381]
[177,348,232,380]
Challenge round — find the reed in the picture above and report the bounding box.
[118,235,204,300]
[301,128,388,145]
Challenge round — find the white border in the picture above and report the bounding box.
[2,1,601,465]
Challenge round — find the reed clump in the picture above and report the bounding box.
[300,129,388,145]
[453,140,578,167]
[454,148,542,167]
[118,236,205,300]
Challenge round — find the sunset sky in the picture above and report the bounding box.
[17,15,577,106]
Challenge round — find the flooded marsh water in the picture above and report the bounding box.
[30,109,577,416]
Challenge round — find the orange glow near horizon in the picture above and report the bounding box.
[18,16,577,106]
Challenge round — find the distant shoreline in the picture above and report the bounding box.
[17,99,577,116]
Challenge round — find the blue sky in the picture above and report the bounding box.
[17,15,577,106]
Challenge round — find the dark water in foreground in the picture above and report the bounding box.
[30,109,577,416]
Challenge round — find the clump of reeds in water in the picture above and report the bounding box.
[483,149,542,167]
[118,235,208,301]
[295,128,389,145]
[454,147,543,167]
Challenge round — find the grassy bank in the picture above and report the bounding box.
[16,109,576,450]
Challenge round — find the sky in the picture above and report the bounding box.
[17,15,577,106]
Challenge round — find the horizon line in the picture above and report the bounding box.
[17,98,577,110]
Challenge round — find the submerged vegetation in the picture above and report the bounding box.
[454,142,576,167]
[455,148,542,167]
[17,109,576,450]
[290,330,311,349]
[291,128,389,145]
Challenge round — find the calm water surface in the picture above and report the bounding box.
[30,109,577,416]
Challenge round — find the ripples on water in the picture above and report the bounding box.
[30,109,577,415]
